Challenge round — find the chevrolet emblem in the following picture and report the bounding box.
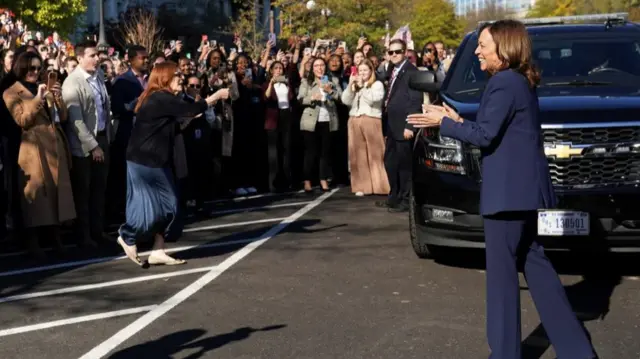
[544,144,583,159]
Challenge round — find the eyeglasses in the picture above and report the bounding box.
[424,48,435,54]
[387,49,404,56]
[188,84,201,89]
[29,66,42,72]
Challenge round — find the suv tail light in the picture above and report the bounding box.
[422,128,465,174]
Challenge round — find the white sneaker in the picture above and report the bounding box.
[355,192,365,197]
[246,187,258,194]
[235,188,248,196]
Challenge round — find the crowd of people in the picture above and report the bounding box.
[0,9,455,261]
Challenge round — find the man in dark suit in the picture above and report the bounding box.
[380,39,424,212]
[108,45,148,219]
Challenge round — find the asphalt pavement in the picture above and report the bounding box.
[0,188,639,359]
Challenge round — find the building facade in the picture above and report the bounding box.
[453,0,536,17]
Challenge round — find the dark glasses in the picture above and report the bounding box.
[188,84,201,88]
[424,48,434,54]
[387,49,403,56]
[29,66,41,72]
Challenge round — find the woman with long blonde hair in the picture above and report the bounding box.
[341,59,389,196]
[117,61,229,266]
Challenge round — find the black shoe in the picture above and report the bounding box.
[388,204,409,213]
[375,200,392,208]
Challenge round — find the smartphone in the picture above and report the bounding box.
[170,40,176,50]
[209,40,217,48]
[274,75,286,83]
[303,47,312,56]
[186,53,191,59]
[245,68,252,80]
[350,66,357,76]
[321,75,328,84]
[47,71,58,90]
[338,41,347,49]
[201,34,208,42]
[268,33,276,44]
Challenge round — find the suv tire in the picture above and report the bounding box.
[409,188,435,259]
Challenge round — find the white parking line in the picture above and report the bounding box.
[206,189,305,204]
[210,201,311,215]
[0,305,157,338]
[0,218,285,278]
[79,188,337,359]
[0,266,217,304]
[183,217,285,233]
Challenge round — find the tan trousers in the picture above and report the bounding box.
[348,116,390,195]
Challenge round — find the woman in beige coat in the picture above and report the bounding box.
[3,51,75,259]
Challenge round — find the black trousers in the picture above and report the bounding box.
[303,122,332,181]
[384,137,412,206]
[71,135,109,242]
[267,109,293,191]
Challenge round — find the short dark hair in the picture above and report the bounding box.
[178,56,190,63]
[127,45,146,60]
[12,51,43,80]
[64,56,78,66]
[389,39,407,51]
[75,40,97,57]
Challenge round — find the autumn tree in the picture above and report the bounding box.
[527,0,636,18]
[461,0,516,33]
[229,0,267,59]
[0,0,86,36]
[274,0,393,48]
[119,8,165,54]
[407,0,464,48]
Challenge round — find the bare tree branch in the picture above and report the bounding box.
[118,8,165,54]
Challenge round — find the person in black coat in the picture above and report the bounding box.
[379,39,423,212]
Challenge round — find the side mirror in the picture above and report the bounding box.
[408,70,440,93]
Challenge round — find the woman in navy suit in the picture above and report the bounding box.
[407,20,596,359]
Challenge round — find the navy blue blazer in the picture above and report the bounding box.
[439,70,556,215]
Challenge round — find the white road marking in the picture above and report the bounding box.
[79,189,337,359]
[0,266,218,304]
[0,218,286,278]
[182,217,285,233]
[0,305,157,338]
[205,189,305,204]
[210,201,311,215]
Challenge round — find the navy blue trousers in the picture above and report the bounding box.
[483,211,594,359]
[118,161,181,246]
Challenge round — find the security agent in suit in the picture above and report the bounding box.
[408,20,596,359]
[379,39,423,212]
[62,40,113,248]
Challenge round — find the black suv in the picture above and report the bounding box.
[410,13,640,259]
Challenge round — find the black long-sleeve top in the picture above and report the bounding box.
[126,91,207,168]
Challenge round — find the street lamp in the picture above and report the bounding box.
[96,0,109,52]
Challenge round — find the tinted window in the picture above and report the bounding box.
[445,31,640,101]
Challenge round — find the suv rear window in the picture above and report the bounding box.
[445,31,640,101]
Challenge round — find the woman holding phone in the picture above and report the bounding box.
[341,59,389,197]
[298,57,342,192]
[3,51,75,259]
[263,61,294,192]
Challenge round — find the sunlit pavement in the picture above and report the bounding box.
[0,188,638,358]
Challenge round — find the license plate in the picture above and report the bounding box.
[537,211,590,236]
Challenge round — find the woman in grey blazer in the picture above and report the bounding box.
[297,58,342,193]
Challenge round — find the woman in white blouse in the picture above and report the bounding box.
[263,61,295,192]
[341,59,390,196]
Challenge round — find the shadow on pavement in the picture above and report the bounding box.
[433,248,627,359]
[107,325,287,359]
